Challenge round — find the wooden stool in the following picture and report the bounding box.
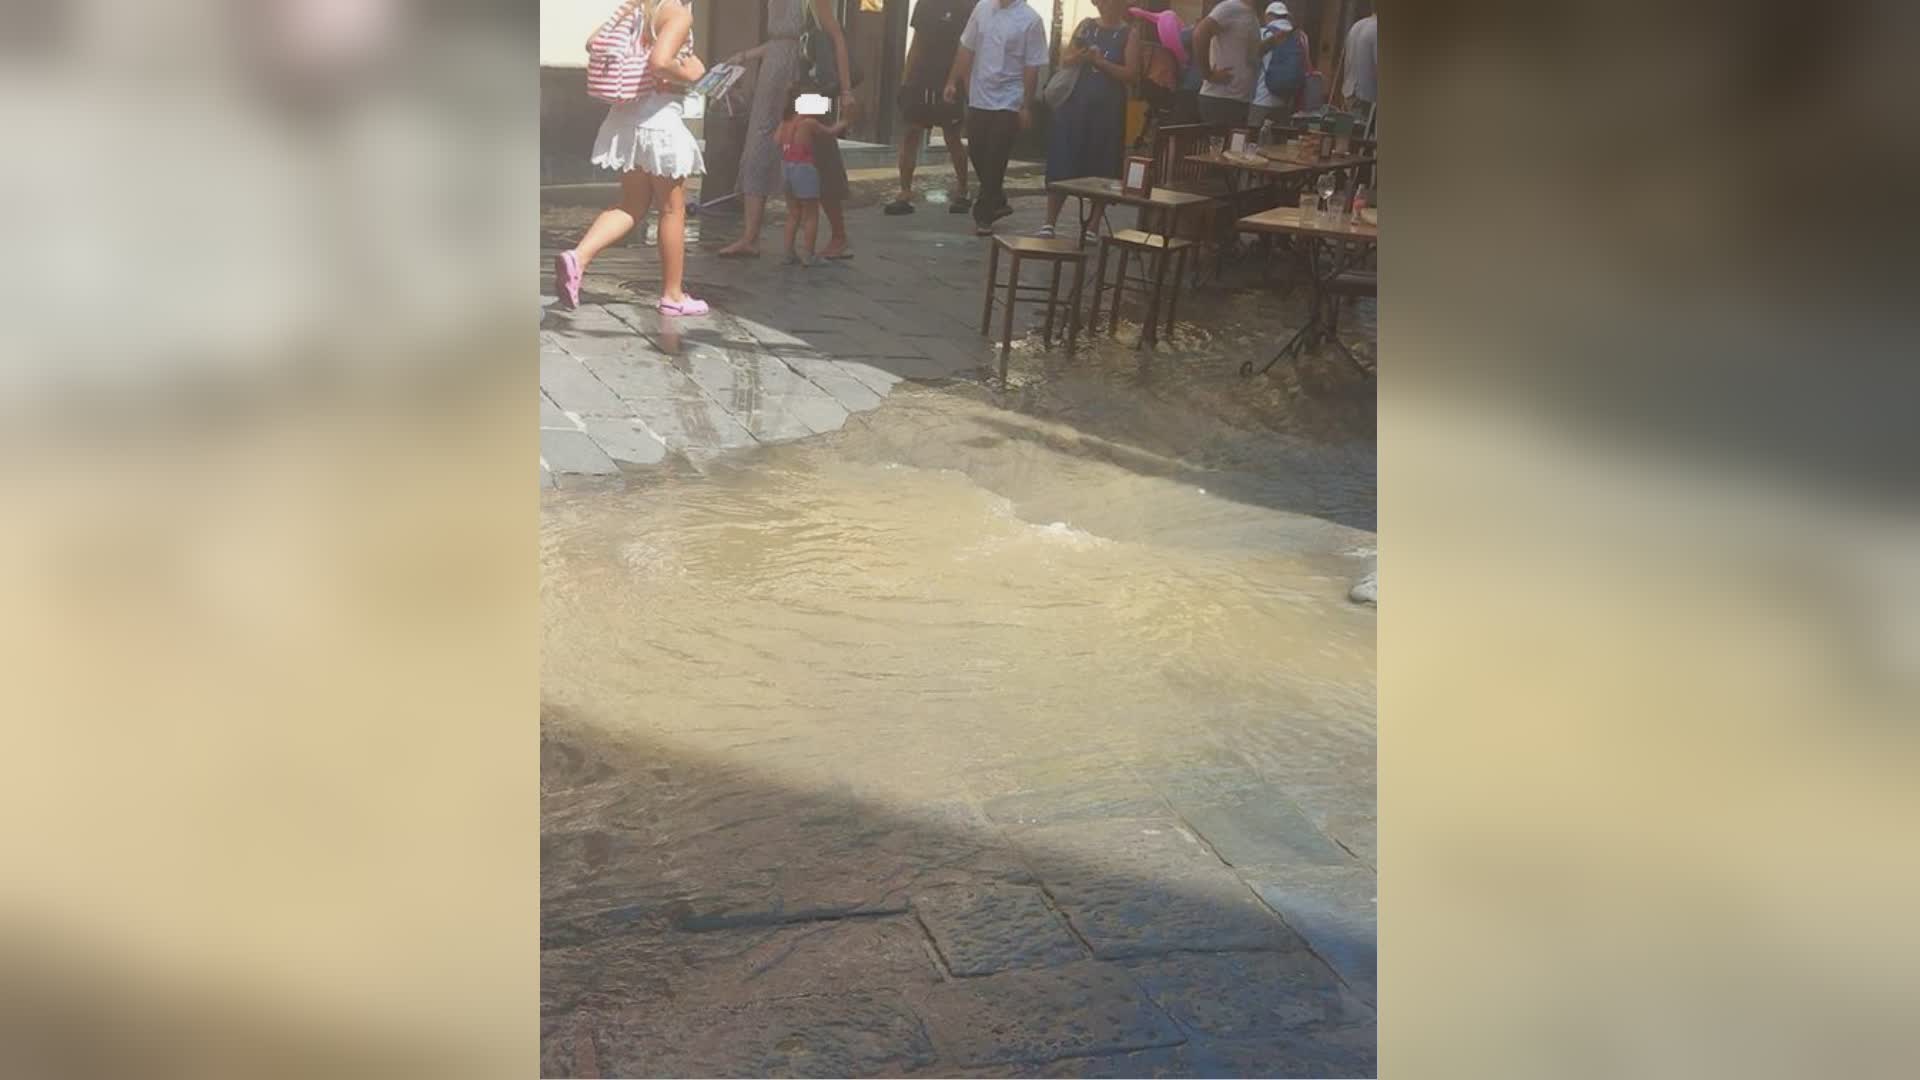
[1088,228,1195,346]
[980,235,1089,383]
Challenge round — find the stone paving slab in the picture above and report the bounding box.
[539,349,628,419]
[540,428,619,478]
[579,418,668,465]
[572,348,707,403]
[908,1025,1377,1079]
[1119,950,1375,1040]
[1161,785,1358,870]
[1240,863,1378,1005]
[1007,819,1305,959]
[542,914,944,1017]
[583,989,938,1078]
[623,395,758,454]
[981,777,1174,827]
[912,883,1087,976]
[905,960,1185,1068]
[539,392,573,429]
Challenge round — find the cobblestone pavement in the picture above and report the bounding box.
[542,711,1377,1079]
[541,184,1376,1077]
[538,176,1374,487]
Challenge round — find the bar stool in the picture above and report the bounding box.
[1088,228,1195,346]
[980,235,1089,383]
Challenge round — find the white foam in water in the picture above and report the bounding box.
[1035,521,1108,548]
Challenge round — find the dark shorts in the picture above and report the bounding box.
[898,84,965,128]
[783,161,821,200]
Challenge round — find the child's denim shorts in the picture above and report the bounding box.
[783,161,821,200]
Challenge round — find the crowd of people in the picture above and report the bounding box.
[553,0,1378,314]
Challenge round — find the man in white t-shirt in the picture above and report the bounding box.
[1340,4,1378,135]
[1192,0,1260,127]
[945,0,1048,235]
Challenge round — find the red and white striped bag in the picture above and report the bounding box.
[586,7,650,104]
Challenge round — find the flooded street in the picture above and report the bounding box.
[545,376,1374,811]
[542,192,1377,1076]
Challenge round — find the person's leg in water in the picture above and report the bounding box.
[555,169,652,307]
[819,195,850,258]
[716,194,766,257]
[783,190,802,262]
[801,199,821,261]
[941,120,971,211]
[648,171,708,313]
[889,123,926,211]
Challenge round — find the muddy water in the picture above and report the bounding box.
[542,366,1376,825]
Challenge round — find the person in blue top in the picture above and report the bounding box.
[1038,0,1143,240]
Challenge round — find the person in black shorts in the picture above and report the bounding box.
[886,0,974,215]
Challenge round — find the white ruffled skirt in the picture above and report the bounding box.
[591,92,705,179]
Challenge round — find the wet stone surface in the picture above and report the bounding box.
[582,989,938,1078]
[1241,863,1380,1004]
[912,883,1088,976]
[1009,819,1307,959]
[541,183,1376,1075]
[1120,950,1376,1040]
[906,960,1186,1067]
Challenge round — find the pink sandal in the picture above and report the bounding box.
[658,295,711,316]
[554,251,582,309]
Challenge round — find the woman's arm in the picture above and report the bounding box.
[1192,16,1231,85]
[586,0,642,54]
[809,0,857,108]
[648,2,704,85]
[724,42,771,67]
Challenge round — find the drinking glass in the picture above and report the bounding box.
[1315,172,1340,224]
[1297,192,1317,220]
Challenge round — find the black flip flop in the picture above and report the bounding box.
[883,200,915,215]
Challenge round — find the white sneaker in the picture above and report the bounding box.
[1034,224,1056,239]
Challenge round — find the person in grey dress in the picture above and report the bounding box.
[716,0,858,258]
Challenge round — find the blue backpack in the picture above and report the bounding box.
[1262,31,1308,101]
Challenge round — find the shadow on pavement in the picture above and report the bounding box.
[541,707,1377,1079]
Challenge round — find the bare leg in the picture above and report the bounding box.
[942,122,969,198]
[784,193,800,258]
[895,125,925,203]
[819,196,849,258]
[801,201,820,259]
[649,172,692,303]
[1045,190,1068,230]
[716,194,766,256]
[573,171,653,272]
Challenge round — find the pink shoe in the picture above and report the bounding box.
[658,295,710,316]
[554,250,581,309]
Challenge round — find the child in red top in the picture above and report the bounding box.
[776,87,849,266]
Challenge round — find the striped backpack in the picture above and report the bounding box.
[586,6,649,104]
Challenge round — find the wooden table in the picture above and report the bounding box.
[1045,177,1219,250]
[1184,151,1377,195]
[1235,207,1378,377]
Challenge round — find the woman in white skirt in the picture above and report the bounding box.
[554,0,712,316]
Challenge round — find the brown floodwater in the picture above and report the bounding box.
[542,357,1375,826]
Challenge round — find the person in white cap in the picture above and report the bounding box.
[1249,2,1311,127]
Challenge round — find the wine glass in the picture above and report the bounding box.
[1316,172,1339,221]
